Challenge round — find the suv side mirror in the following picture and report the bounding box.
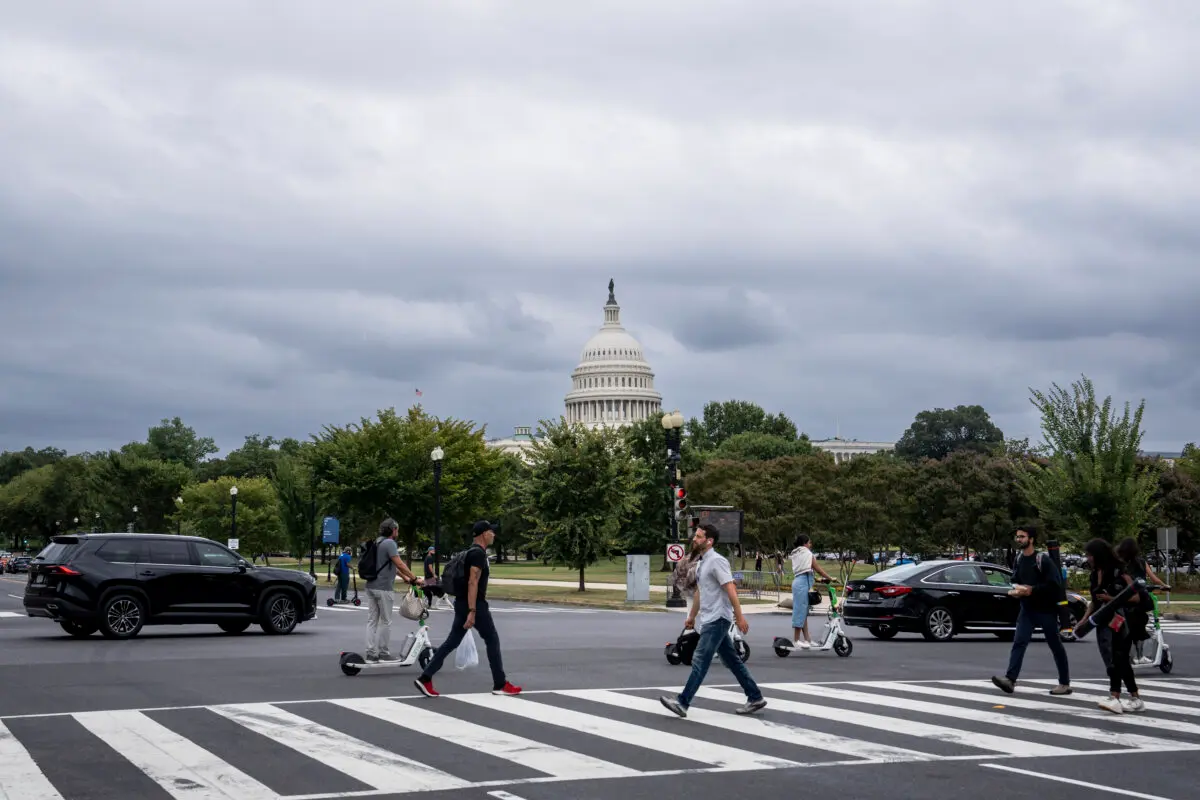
[237,559,249,572]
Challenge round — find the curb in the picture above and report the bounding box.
[485,595,670,613]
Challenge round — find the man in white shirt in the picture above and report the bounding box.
[660,524,767,718]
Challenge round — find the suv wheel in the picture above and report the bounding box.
[100,594,145,639]
[219,621,251,634]
[259,591,299,635]
[60,620,98,638]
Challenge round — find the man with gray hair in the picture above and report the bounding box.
[365,518,422,662]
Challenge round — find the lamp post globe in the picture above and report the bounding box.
[229,486,238,543]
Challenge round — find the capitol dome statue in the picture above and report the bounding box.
[564,279,663,428]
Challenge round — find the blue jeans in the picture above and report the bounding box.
[335,573,349,601]
[791,572,814,627]
[1006,606,1070,685]
[678,618,762,709]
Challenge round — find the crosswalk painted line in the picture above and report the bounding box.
[5,678,1200,798]
[0,611,24,618]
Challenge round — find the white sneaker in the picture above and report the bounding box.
[1098,696,1124,714]
[794,640,810,649]
[1122,697,1146,713]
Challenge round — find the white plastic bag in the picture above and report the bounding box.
[455,629,479,670]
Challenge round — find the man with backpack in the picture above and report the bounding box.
[414,520,521,697]
[992,523,1072,696]
[360,518,423,663]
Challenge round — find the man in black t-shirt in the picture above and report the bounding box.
[414,520,520,697]
[991,524,1071,696]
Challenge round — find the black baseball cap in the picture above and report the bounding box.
[472,520,496,536]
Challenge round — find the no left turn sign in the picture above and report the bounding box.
[666,543,685,562]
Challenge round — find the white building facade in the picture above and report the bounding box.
[810,437,895,464]
[562,280,663,429]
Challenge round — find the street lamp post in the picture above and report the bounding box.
[431,446,444,576]
[131,506,138,533]
[661,410,687,608]
[174,497,183,535]
[308,488,317,579]
[230,486,239,544]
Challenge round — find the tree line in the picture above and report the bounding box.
[1,376,1197,591]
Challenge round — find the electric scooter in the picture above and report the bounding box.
[1132,584,1173,674]
[664,620,750,665]
[339,585,444,675]
[773,580,853,658]
[327,573,362,607]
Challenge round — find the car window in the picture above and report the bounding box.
[95,540,145,563]
[981,567,1012,587]
[194,542,240,568]
[930,565,985,585]
[871,562,927,582]
[146,539,192,565]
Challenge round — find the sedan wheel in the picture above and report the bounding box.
[60,620,98,638]
[921,606,955,641]
[869,623,898,640]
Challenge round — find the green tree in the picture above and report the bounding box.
[272,452,319,561]
[0,446,66,486]
[1141,463,1200,559]
[521,419,641,591]
[89,453,194,533]
[685,400,800,451]
[121,417,218,470]
[1178,443,1200,484]
[1018,375,1159,544]
[309,407,508,559]
[710,431,814,462]
[178,476,286,557]
[198,434,303,482]
[895,405,1005,461]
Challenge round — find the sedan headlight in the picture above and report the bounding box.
[300,572,316,584]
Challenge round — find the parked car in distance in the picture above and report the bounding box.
[842,560,1087,642]
[23,533,318,639]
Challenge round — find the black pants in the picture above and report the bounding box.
[1096,624,1138,695]
[419,599,506,690]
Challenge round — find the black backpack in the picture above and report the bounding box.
[440,547,474,596]
[357,539,383,581]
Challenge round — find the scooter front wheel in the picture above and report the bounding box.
[340,652,365,676]
[772,636,791,657]
[1160,648,1173,673]
[665,644,682,665]
[735,640,750,663]
[353,597,362,606]
[834,635,853,657]
[418,647,433,670]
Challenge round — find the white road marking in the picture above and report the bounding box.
[333,697,639,779]
[765,682,1182,751]
[488,792,529,800]
[452,693,798,771]
[982,762,1173,799]
[73,710,279,799]
[0,720,65,800]
[209,703,470,793]
[567,688,936,763]
[1022,678,1200,706]
[7,593,24,599]
[0,611,23,618]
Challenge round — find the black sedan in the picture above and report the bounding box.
[842,560,1088,642]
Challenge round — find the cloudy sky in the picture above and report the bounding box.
[2,1,1197,456]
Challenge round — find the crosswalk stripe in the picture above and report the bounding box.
[1022,679,1200,706]
[72,710,279,799]
[0,720,65,800]
[332,698,640,779]
[452,693,798,771]
[1134,679,1200,693]
[0,611,23,618]
[741,685,1075,756]
[898,682,1200,737]
[563,688,934,763]
[209,703,470,793]
[763,682,1180,751]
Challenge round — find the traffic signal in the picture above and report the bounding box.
[674,486,688,519]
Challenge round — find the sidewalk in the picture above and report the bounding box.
[488,577,800,615]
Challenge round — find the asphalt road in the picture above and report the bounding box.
[2,572,1200,800]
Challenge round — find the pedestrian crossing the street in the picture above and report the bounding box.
[4,677,1200,799]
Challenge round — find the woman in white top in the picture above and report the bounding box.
[789,534,833,648]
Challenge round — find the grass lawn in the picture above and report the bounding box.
[487,583,775,610]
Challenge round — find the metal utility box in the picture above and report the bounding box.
[626,554,650,602]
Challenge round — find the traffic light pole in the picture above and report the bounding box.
[665,427,687,608]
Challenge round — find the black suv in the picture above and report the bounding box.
[23,533,318,639]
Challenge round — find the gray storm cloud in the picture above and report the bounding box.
[1,1,1197,454]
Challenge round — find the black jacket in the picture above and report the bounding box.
[1012,551,1062,613]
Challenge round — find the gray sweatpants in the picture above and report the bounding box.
[365,588,395,656]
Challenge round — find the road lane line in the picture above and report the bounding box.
[73,710,279,799]
[209,703,470,793]
[565,688,935,763]
[981,763,1172,799]
[8,593,24,599]
[334,697,639,779]
[0,720,65,799]
[452,693,798,771]
[764,682,1180,751]
[0,611,23,618]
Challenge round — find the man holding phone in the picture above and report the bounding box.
[992,523,1072,696]
[659,524,766,718]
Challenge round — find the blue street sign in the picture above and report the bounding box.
[321,517,340,544]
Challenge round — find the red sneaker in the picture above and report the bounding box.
[414,678,439,697]
[493,682,522,696]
